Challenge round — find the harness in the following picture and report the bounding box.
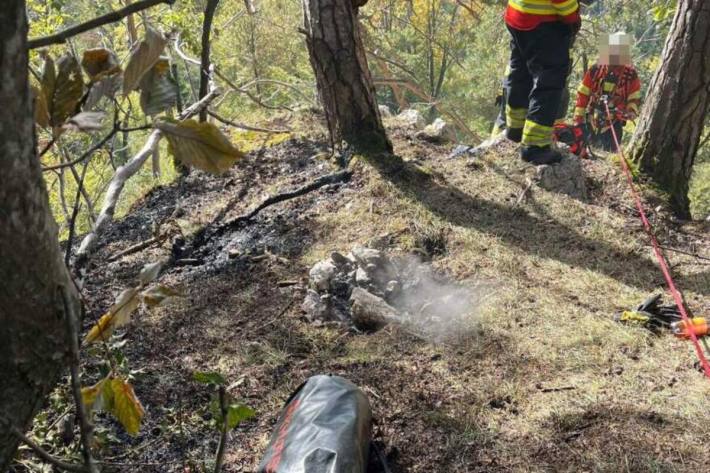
[588,65,633,132]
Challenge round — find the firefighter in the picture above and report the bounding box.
[574,32,642,151]
[503,0,581,165]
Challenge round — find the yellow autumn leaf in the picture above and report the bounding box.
[123,26,167,94]
[31,84,50,128]
[84,288,140,344]
[156,118,244,175]
[81,379,105,413]
[103,378,145,436]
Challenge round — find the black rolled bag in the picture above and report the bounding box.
[257,375,372,473]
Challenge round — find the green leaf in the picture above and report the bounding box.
[193,371,227,386]
[102,378,145,436]
[225,404,255,430]
[123,26,167,94]
[139,58,177,116]
[156,118,244,174]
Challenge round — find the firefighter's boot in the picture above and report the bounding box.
[505,127,523,143]
[520,145,563,165]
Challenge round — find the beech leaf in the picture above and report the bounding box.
[64,111,105,132]
[138,262,162,285]
[156,118,244,174]
[103,378,145,436]
[81,48,121,82]
[32,84,50,129]
[142,284,182,308]
[123,26,167,94]
[139,58,177,116]
[84,288,140,344]
[47,54,84,128]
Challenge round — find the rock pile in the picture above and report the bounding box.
[302,247,482,340]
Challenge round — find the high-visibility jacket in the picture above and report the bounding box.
[574,64,642,127]
[505,0,580,31]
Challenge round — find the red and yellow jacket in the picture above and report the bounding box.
[505,0,580,31]
[574,64,642,125]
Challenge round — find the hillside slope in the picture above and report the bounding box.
[68,116,710,473]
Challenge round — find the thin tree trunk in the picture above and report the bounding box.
[302,0,391,153]
[199,0,220,122]
[0,1,80,467]
[630,0,710,218]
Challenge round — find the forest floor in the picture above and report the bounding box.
[27,113,710,473]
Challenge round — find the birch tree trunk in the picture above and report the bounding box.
[629,0,710,218]
[0,0,80,467]
[302,0,392,153]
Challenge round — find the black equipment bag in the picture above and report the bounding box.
[257,375,372,473]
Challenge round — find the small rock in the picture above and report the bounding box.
[416,118,456,143]
[534,153,588,200]
[309,259,337,291]
[330,251,351,267]
[385,280,401,298]
[355,266,371,285]
[301,289,330,321]
[449,144,474,159]
[350,246,383,266]
[378,104,393,117]
[350,287,401,330]
[393,109,426,129]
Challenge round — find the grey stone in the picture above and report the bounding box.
[350,246,383,266]
[309,258,337,291]
[378,104,393,117]
[393,109,426,129]
[355,266,371,285]
[350,287,401,330]
[416,118,456,143]
[535,153,588,200]
[301,289,330,321]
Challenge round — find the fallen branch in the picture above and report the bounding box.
[657,245,710,263]
[106,235,164,262]
[198,170,352,247]
[76,88,221,261]
[28,0,176,49]
[10,427,87,473]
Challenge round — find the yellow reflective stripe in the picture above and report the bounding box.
[577,84,591,96]
[508,0,557,15]
[509,0,577,16]
[553,0,578,16]
[522,120,553,146]
[506,105,527,129]
[603,82,615,92]
[574,107,586,117]
[628,91,642,100]
[554,118,566,125]
[504,64,512,76]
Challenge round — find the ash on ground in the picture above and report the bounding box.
[303,247,489,343]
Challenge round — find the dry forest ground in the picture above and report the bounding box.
[23,114,710,473]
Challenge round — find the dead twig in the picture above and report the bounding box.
[29,0,176,49]
[514,178,534,207]
[657,245,710,262]
[61,287,99,473]
[205,170,352,245]
[107,235,164,262]
[10,427,87,473]
[213,386,228,473]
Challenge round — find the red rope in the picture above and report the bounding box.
[603,100,710,379]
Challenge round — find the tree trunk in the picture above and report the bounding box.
[0,1,80,467]
[302,0,392,153]
[629,1,710,218]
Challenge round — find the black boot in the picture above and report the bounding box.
[520,145,563,165]
[505,127,522,143]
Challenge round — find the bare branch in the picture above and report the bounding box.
[61,288,99,473]
[28,0,176,49]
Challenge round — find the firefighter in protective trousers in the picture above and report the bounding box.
[574,32,642,151]
[504,0,580,165]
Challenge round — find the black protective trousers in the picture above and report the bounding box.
[505,21,574,146]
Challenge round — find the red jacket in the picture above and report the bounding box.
[574,64,642,125]
[505,0,580,31]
